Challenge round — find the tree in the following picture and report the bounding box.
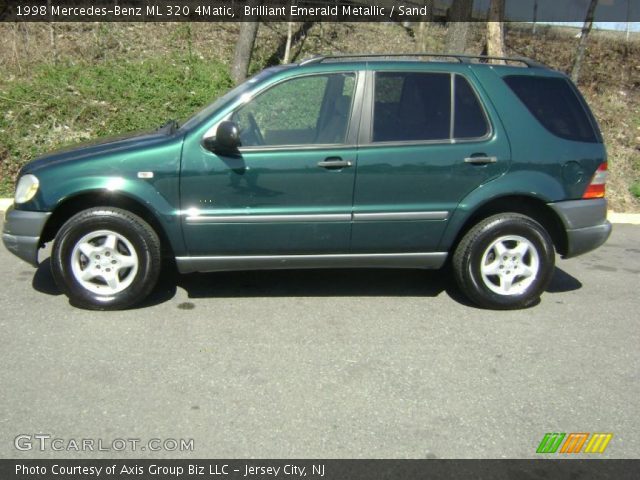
[571,0,599,83]
[416,1,434,52]
[283,21,294,64]
[231,1,260,84]
[445,0,474,54]
[47,0,57,63]
[486,0,505,63]
[283,1,295,64]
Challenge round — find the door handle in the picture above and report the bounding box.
[317,157,353,169]
[464,155,497,165]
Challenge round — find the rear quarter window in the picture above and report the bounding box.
[504,75,600,143]
[454,75,490,139]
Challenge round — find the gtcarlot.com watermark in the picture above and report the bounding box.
[15,434,194,452]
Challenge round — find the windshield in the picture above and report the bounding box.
[179,67,285,132]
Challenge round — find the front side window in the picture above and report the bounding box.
[231,73,356,147]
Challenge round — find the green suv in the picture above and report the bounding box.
[2,54,611,310]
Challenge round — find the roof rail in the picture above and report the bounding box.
[299,53,547,69]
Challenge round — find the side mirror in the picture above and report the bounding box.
[205,121,240,155]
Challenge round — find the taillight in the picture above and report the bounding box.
[583,162,607,199]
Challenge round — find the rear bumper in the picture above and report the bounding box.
[564,222,612,258]
[2,206,51,267]
[548,199,612,258]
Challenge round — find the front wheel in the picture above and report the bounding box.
[51,208,161,310]
[453,213,555,310]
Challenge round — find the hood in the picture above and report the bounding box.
[21,126,181,175]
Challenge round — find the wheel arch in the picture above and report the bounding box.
[445,195,568,257]
[40,190,177,258]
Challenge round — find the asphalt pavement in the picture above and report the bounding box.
[0,220,638,459]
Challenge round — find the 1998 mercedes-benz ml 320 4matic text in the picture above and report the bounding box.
[2,53,612,310]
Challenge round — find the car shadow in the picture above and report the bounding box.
[546,267,583,293]
[31,258,581,308]
[177,268,448,299]
[32,258,62,296]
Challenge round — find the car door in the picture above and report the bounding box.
[351,67,510,253]
[180,71,362,256]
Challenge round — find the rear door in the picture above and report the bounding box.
[351,66,510,253]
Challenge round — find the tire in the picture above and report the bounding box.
[453,213,555,310]
[51,207,161,310]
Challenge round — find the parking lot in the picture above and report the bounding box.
[1,220,638,459]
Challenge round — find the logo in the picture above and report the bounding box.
[537,432,613,454]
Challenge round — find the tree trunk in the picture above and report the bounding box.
[486,0,505,63]
[625,0,632,42]
[446,22,470,54]
[448,0,473,22]
[47,0,57,64]
[416,0,434,51]
[283,0,295,65]
[232,3,260,84]
[283,21,294,64]
[445,0,473,54]
[571,0,598,84]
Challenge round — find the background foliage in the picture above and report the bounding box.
[0,22,638,210]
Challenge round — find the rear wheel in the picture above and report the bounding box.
[51,208,161,310]
[453,213,555,309]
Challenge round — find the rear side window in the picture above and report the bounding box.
[373,72,451,142]
[504,75,599,143]
[372,72,489,142]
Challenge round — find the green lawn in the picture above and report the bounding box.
[0,55,233,196]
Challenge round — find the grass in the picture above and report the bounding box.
[0,54,233,196]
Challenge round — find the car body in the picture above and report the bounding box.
[2,53,612,309]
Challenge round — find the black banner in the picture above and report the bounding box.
[0,0,639,22]
[1,460,640,480]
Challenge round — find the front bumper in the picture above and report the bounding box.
[548,198,612,258]
[2,206,51,267]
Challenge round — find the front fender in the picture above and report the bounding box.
[39,176,185,256]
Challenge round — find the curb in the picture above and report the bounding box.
[0,198,639,224]
[0,199,13,212]
[607,211,640,225]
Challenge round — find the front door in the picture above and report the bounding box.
[180,71,360,256]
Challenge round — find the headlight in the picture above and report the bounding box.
[14,174,39,204]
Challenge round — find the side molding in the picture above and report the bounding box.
[185,211,449,224]
[175,252,448,274]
